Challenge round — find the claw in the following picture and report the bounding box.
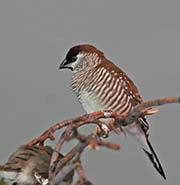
[101,124,110,138]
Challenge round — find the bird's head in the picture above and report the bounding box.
[59,44,104,72]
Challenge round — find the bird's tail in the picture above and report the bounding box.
[142,137,166,179]
[127,121,166,179]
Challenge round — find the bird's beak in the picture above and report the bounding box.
[59,59,68,69]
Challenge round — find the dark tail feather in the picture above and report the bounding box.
[143,138,166,179]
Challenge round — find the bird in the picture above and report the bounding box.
[0,145,74,185]
[59,44,166,179]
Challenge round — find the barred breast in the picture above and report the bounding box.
[71,60,143,115]
[60,44,165,179]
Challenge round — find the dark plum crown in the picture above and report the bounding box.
[65,44,104,61]
[65,45,81,61]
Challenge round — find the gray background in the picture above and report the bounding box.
[0,0,180,184]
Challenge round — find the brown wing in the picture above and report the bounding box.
[97,59,149,135]
[100,59,143,107]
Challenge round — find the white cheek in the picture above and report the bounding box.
[72,53,84,72]
[71,61,78,70]
[76,53,84,59]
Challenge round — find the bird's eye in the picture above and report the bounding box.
[71,56,77,62]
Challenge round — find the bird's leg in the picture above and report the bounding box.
[89,120,111,149]
[108,119,126,136]
[93,118,126,139]
[93,120,110,138]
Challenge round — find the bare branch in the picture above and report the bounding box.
[75,161,94,185]
[24,96,180,184]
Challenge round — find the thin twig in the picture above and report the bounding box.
[75,161,94,185]
[25,96,180,184]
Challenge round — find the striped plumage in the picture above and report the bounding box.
[71,57,142,114]
[0,145,74,185]
[59,44,165,179]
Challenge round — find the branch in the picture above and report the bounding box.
[49,132,120,184]
[75,161,94,185]
[25,96,180,184]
